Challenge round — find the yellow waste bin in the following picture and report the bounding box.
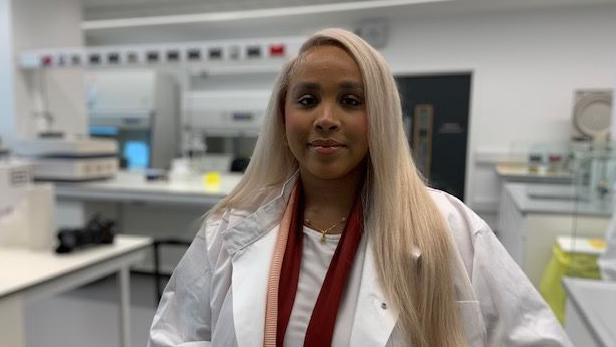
[540,237,605,323]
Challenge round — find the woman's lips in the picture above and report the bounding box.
[308,143,345,155]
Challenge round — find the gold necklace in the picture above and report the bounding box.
[304,217,346,243]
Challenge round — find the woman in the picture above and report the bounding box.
[149,28,571,347]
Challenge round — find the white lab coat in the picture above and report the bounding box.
[148,174,572,347]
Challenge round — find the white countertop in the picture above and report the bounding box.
[563,278,616,347]
[0,235,151,298]
[504,183,613,217]
[54,170,243,206]
[496,163,573,184]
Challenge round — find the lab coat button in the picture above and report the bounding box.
[381,302,387,310]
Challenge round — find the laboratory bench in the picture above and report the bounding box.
[54,170,243,206]
[498,183,610,287]
[563,278,616,347]
[496,163,573,184]
[501,182,613,217]
[0,235,152,347]
[52,170,243,274]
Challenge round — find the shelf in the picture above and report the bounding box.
[18,36,304,70]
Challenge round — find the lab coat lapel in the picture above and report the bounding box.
[350,237,399,347]
[225,173,298,347]
[229,222,398,347]
[230,225,278,347]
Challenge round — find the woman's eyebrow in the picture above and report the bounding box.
[290,81,364,94]
[291,82,320,94]
[339,81,364,91]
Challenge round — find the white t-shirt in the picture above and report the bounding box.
[284,226,355,346]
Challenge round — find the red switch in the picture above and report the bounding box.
[269,44,285,57]
[41,55,53,67]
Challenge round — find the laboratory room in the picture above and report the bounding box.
[2,0,616,346]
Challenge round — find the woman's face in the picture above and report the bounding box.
[284,45,369,181]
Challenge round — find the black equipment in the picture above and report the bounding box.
[55,215,116,254]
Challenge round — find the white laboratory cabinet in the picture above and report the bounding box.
[498,183,610,287]
[563,278,616,347]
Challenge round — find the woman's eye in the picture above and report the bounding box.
[341,95,363,107]
[297,95,317,107]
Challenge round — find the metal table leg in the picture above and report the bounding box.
[118,266,131,347]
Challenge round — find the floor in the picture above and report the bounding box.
[24,273,164,347]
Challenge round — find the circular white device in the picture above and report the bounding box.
[573,92,612,140]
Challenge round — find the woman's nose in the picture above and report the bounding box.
[314,103,340,131]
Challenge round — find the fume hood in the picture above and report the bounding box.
[86,70,179,169]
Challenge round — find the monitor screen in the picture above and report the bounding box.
[123,141,149,169]
[90,126,150,169]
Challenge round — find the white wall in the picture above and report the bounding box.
[0,0,15,147]
[88,4,616,224]
[0,0,87,146]
[84,4,616,225]
[55,3,616,225]
[379,5,616,224]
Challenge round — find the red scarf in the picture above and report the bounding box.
[265,182,364,346]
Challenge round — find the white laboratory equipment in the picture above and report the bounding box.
[183,90,270,137]
[14,137,118,181]
[182,89,271,172]
[86,69,179,170]
[0,159,32,213]
[0,159,55,250]
[182,66,279,170]
[571,89,613,142]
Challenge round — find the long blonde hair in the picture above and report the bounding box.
[210,28,466,346]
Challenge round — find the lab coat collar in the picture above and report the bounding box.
[221,171,299,256]
[225,171,398,347]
